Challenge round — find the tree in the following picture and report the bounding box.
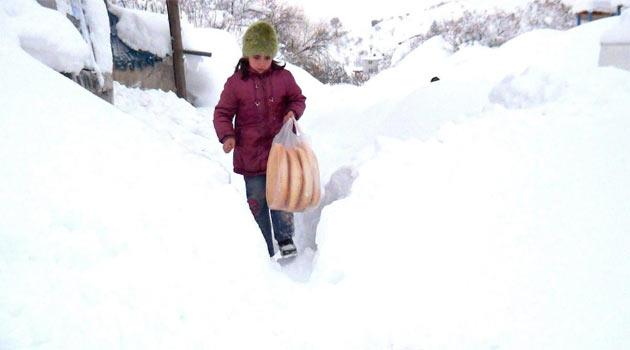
[107,0,353,84]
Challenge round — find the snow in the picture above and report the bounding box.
[2,4,630,350]
[302,0,585,75]
[313,100,630,348]
[83,0,113,74]
[0,0,112,81]
[567,0,629,12]
[0,18,296,350]
[489,66,568,109]
[0,0,91,73]
[311,17,630,350]
[601,9,630,42]
[183,27,241,108]
[292,0,533,29]
[570,0,615,12]
[112,81,232,182]
[109,4,239,107]
[109,4,173,57]
[109,4,217,58]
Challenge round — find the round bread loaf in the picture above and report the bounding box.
[302,143,321,207]
[295,146,313,211]
[285,148,303,211]
[266,143,289,209]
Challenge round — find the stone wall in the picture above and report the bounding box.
[113,57,176,93]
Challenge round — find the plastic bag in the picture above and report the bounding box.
[266,118,321,212]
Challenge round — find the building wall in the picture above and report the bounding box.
[599,43,630,71]
[113,56,176,93]
[577,11,615,23]
[108,9,177,95]
[361,59,381,75]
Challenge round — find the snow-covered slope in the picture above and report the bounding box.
[322,0,586,76]
[312,16,630,349]
[0,20,309,349]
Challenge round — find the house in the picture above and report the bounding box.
[106,4,212,103]
[358,53,385,76]
[599,10,630,71]
[33,1,209,103]
[573,0,626,25]
[107,5,177,94]
[36,0,114,102]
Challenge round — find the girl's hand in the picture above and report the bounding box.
[223,137,235,153]
[283,111,295,124]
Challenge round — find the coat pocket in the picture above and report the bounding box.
[236,123,264,147]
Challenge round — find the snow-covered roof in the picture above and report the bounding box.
[107,4,173,58]
[107,4,210,59]
[567,0,627,13]
[2,0,91,74]
[82,0,112,74]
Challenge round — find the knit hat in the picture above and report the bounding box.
[242,21,279,58]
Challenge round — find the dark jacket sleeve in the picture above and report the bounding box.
[284,70,306,120]
[213,76,238,143]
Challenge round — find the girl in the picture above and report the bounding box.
[213,21,306,258]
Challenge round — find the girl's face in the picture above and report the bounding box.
[248,54,272,74]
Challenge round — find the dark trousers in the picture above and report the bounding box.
[244,175,294,256]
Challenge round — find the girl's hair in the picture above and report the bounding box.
[234,57,286,80]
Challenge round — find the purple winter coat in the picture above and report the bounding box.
[213,66,306,176]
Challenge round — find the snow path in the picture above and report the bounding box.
[113,83,351,282]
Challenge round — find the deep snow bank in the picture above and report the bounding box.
[2,7,630,350]
[0,29,306,350]
[312,16,630,350]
